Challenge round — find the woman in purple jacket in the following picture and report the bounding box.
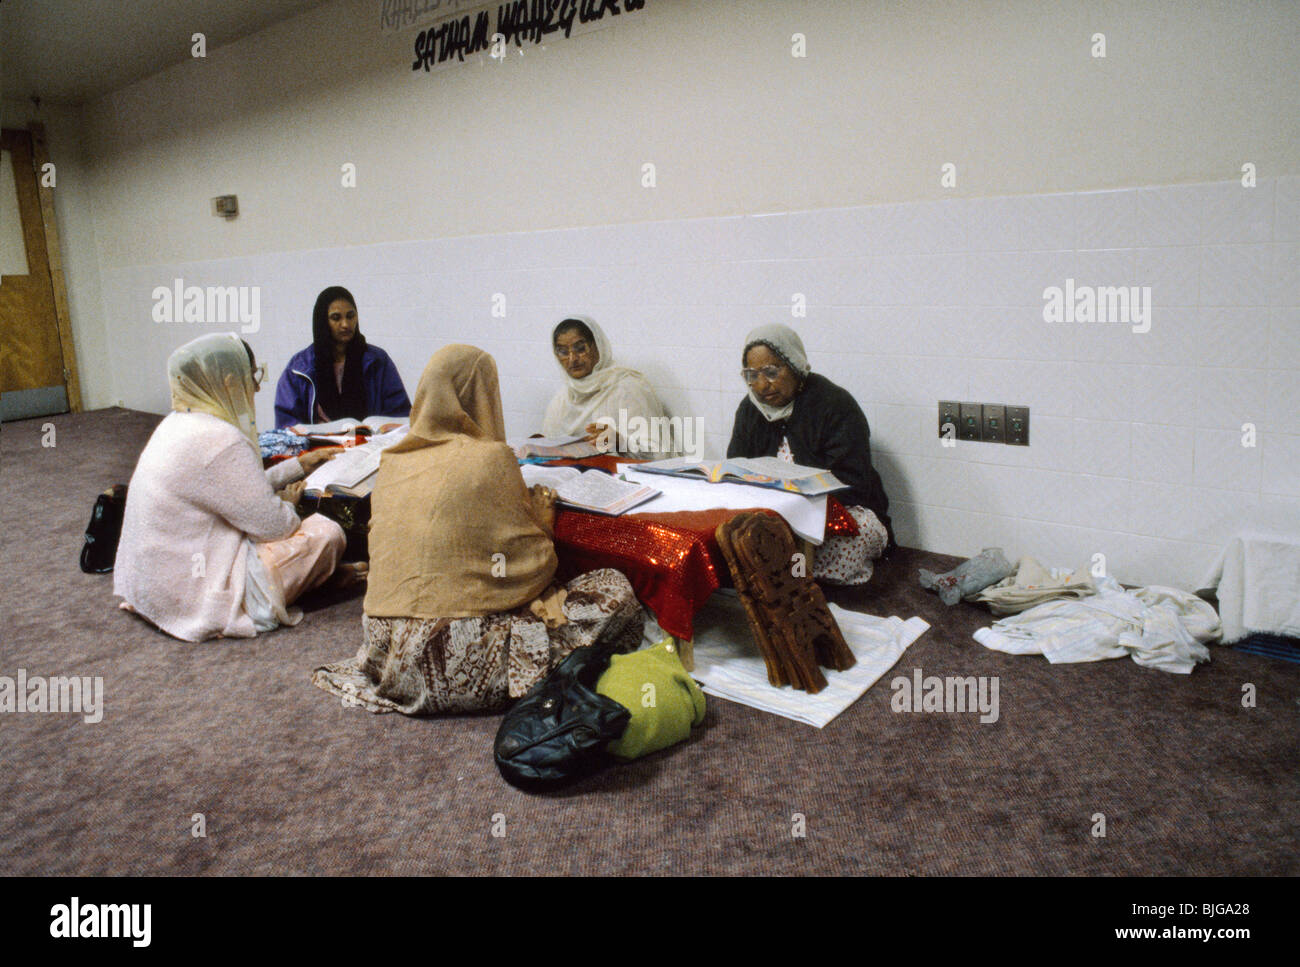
[274,286,412,428]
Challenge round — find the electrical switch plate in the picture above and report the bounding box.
[938,400,960,442]
[1006,405,1029,445]
[981,404,1005,443]
[212,194,238,218]
[958,402,982,441]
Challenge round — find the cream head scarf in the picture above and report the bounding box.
[168,332,259,447]
[542,316,671,451]
[364,345,557,619]
[742,323,811,423]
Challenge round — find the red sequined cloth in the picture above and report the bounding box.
[553,496,858,639]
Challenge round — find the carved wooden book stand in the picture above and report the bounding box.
[715,512,856,694]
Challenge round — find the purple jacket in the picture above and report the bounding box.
[273,343,411,428]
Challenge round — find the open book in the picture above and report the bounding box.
[302,425,408,497]
[520,465,660,516]
[632,456,847,497]
[508,435,602,460]
[288,415,409,437]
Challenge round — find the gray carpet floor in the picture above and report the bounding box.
[2,407,1296,875]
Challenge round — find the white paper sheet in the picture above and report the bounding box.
[644,591,928,728]
[618,465,828,543]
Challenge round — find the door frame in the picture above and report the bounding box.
[3,121,82,412]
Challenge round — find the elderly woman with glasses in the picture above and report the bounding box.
[727,324,893,585]
[542,315,676,458]
[115,333,363,641]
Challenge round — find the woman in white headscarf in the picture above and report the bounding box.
[114,332,357,641]
[542,316,676,458]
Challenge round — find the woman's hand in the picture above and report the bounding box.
[529,484,558,535]
[583,423,612,451]
[298,447,343,474]
[278,480,307,507]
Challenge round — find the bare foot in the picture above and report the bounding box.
[329,561,368,590]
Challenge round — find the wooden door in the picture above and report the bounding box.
[0,125,80,420]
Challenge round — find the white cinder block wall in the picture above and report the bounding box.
[15,0,1300,590]
[98,177,1300,588]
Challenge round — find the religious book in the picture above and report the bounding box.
[302,426,408,497]
[508,435,602,460]
[520,464,660,516]
[287,415,409,436]
[632,456,847,497]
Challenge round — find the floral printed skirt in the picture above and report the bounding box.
[311,567,643,715]
[812,506,889,586]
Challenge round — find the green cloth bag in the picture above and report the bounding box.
[595,637,706,761]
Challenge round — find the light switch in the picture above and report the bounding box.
[1006,405,1030,445]
[958,402,982,441]
[981,404,1006,443]
[938,400,960,442]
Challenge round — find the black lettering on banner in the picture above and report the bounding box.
[413,10,493,69]
[414,0,647,72]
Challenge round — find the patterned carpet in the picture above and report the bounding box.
[2,407,1297,875]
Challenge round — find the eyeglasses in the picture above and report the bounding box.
[555,341,591,359]
[251,362,268,388]
[741,365,784,385]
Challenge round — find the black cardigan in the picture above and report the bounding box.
[726,372,894,548]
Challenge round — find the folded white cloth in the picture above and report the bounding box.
[972,556,1097,615]
[974,576,1222,674]
[618,465,828,543]
[1199,533,1300,644]
[644,590,928,727]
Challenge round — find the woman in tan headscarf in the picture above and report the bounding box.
[312,344,644,715]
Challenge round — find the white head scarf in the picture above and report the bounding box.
[542,316,669,449]
[742,324,811,422]
[168,332,259,448]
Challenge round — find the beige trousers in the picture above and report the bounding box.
[255,513,346,605]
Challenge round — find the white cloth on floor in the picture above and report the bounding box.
[973,556,1097,615]
[973,575,1222,674]
[1198,533,1300,644]
[644,590,928,727]
[619,465,828,543]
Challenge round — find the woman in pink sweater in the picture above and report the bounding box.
[115,333,357,641]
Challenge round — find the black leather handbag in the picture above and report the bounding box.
[79,485,128,574]
[301,493,371,561]
[494,644,631,790]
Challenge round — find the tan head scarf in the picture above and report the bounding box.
[168,332,259,447]
[363,345,557,619]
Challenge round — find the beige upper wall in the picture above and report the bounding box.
[79,0,1300,269]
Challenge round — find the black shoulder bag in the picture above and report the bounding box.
[79,485,128,574]
[494,643,631,790]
